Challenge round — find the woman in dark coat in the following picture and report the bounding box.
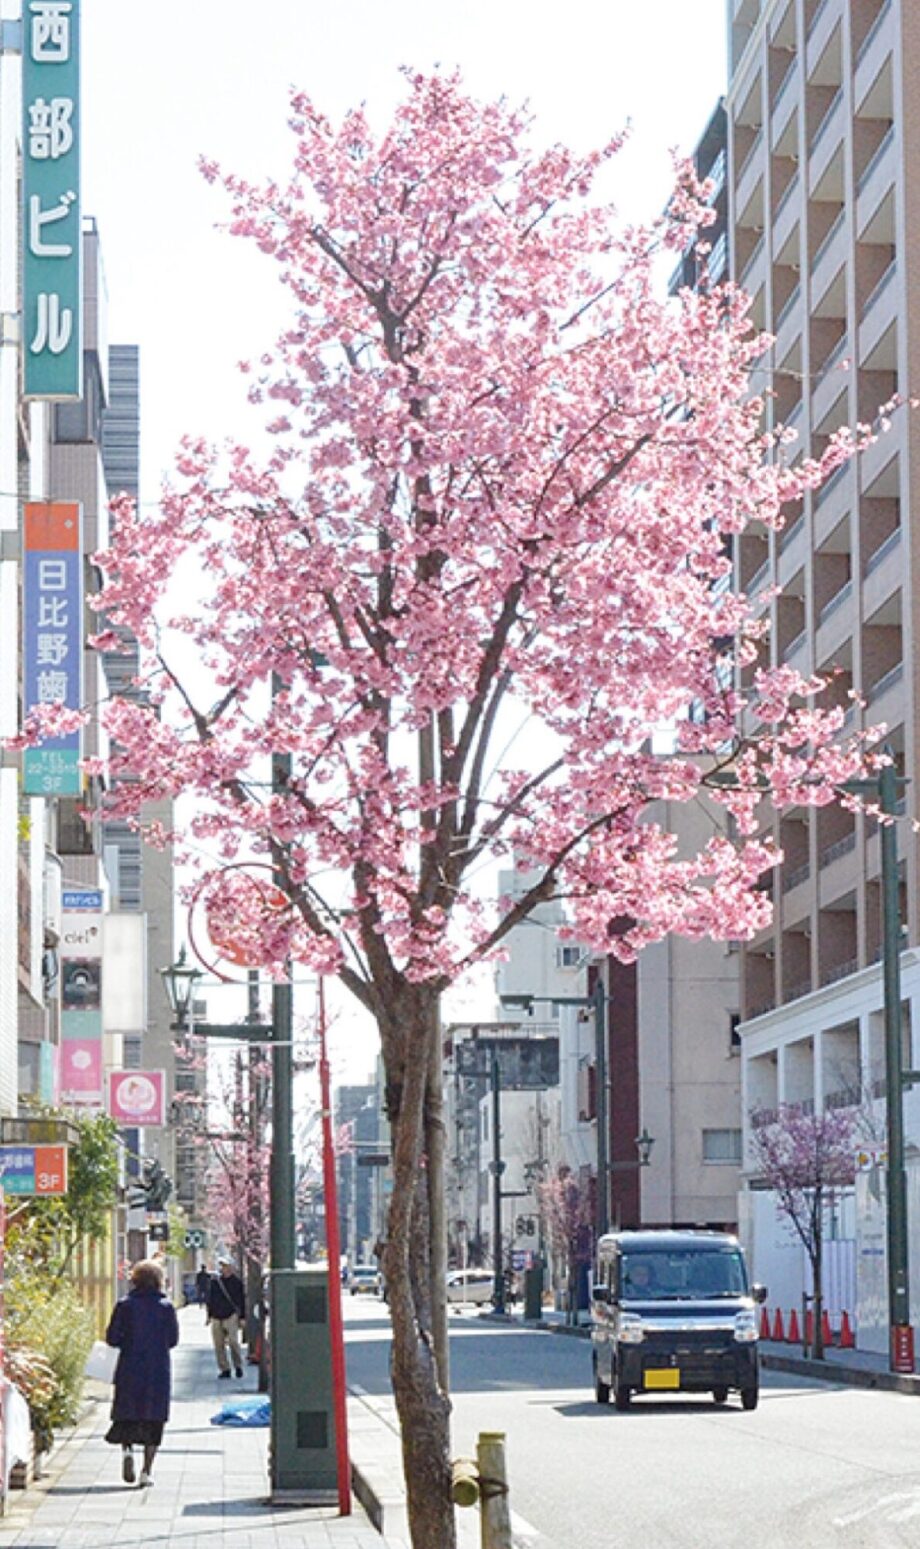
[105,1258,179,1486]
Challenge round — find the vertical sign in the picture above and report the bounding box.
[22,502,83,795]
[22,0,82,399]
[60,886,103,1108]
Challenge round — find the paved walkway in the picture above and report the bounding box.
[0,1305,399,1549]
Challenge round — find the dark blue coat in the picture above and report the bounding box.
[106,1289,179,1423]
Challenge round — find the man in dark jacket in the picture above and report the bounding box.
[206,1257,246,1378]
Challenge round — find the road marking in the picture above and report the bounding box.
[835,1488,920,1527]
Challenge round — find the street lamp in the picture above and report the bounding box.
[159,945,202,1030]
[635,1128,655,1168]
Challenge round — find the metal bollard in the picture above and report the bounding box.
[477,1431,512,1549]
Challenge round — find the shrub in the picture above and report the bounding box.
[4,1271,95,1448]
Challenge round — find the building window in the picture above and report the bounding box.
[729,1013,742,1054]
[703,1128,742,1164]
[556,945,584,969]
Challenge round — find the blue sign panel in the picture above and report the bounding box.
[22,0,82,399]
[22,501,83,795]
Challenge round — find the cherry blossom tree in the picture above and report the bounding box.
[537,1164,594,1324]
[19,71,891,1544]
[748,1103,858,1359]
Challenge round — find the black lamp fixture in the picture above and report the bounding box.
[636,1127,655,1167]
[159,945,202,1031]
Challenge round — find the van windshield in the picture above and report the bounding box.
[620,1250,748,1301]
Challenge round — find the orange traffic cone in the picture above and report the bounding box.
[771,1308,785,1342]
[821,1310,833,1348]
[787,1307,800,1343]
[840,1310,855,1349]
[760,1306,770,1340]
[805,1309,814,1346]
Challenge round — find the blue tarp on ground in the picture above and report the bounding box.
[210,1394,271,1427]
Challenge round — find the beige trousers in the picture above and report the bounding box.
[210,1312,243,1374]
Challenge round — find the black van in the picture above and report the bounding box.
[591,1229,766,1411]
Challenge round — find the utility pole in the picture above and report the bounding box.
[269,675,295,1273]
[491,1052,506,1313]
[593,974,609,1240]
[880,759,910,1364]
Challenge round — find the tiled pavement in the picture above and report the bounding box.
[0,1304,401,1549]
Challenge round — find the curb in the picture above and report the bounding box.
[760,1351,920,1395]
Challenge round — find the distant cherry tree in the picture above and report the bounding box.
[17,71,888,1544]
[748,1103,857,1359]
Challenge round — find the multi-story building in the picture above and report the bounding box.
[727,0,920,1125]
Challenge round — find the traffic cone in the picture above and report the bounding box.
[760,1306,770,1340]
[771,1308,785,1342]
[787,1307,800,1344]
[821,1310,833,1348]
[805,1309,814,1346]
[840,1310,855,1349]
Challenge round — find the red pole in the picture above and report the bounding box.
[319,977,351,1515]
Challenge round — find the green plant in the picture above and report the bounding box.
[4,1273,95,1448]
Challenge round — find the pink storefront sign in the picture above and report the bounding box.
[59,1039,103,1100]
[108,1071,166,1127]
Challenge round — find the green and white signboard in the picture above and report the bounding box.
[22,0,82,400]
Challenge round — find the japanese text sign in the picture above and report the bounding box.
[23,502,83,795]
[108,1071,166,1128]
[0,1145,68,1196]
[22,0,82,399]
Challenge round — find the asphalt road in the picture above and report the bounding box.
[343,1298,920,1548]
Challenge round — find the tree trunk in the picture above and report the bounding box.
[381,985,455,1549]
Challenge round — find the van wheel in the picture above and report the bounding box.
[712,1387,728,1405]
[593,1359,610,1405]
[614,1381,631,1411]
[740,1385,759,1411]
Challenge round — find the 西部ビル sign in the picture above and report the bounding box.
[22,0,82,399]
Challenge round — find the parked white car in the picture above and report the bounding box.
[446,1269,494,1307]
[348,1264,382,1296]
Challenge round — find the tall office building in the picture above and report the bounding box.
[727,2,920,1123]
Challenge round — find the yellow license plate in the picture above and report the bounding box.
[644,1368,680,1390]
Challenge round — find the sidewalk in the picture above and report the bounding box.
[0,1305,403,1549]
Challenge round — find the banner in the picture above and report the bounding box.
[22,502,83,796]
[22,0,82,399]
[59,887,102,1108]
[0,1145,68,1196]
[108,1071,166,1128]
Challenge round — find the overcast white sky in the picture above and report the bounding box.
[79,0,727,1078]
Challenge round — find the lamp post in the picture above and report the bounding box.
[160,948,350,1504]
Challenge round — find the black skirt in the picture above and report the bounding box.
[105,1420,164,1447]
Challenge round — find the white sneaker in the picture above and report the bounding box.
[138,1470,152,1487]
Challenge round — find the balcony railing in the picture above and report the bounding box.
[857,124,894,196]
[703,148,727,199]
[824,1088,857,1113]
[819,830,856,869]
[746,559,770,596]
[864,526,901,576]
[779,513,805,551]
[869,660,903,703]
[807,0,831,38]
[708,232,729,283]
[815,331,848,388]
[772,56,798,120]
[782,627,807,661]
[810,88,843,156]
[774,282,801,332]
[815,462,846,506]
[818,578,852,624]
[824,956,859,986]
[736,129,764,190]
[782,861,810,893]
[861,258,896,322]
[856,0,892,69]
[741,235,764,286]
[774,172,799,225]
[810,208,844,275]
[785,980,813,1003]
